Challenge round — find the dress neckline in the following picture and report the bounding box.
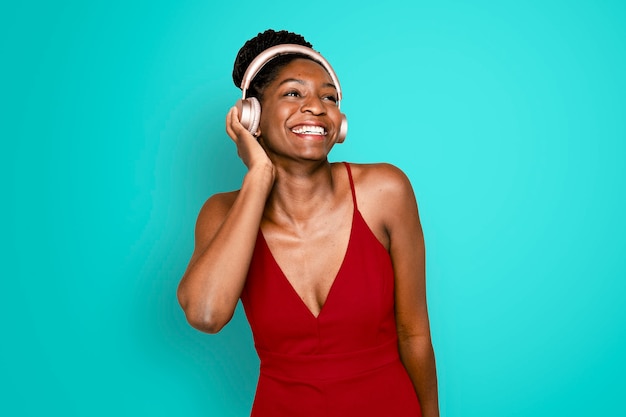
[258,212,354,320]
[258,162,357,320]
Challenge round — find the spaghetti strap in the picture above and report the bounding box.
[343,162,357,209]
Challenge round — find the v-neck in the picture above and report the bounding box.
[258,206,355,320]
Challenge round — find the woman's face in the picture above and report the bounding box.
[257,58,344,162]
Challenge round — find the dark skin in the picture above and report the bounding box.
[177,58,439,416]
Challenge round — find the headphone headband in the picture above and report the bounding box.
[240,44,342,109]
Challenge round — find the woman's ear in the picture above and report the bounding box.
[254,126,262,138]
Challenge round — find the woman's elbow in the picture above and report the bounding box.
[177,290,233,334]
[185,310,231,334]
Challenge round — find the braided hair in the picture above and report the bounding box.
[232,29,313,100]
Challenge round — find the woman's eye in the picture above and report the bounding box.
[323,95,338,103]
[285,90,300,97]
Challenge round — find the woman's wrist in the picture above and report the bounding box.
[243,161,275,195]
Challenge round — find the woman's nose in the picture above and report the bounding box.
[301,95,325,115]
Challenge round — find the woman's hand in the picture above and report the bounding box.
[226,106,274,178]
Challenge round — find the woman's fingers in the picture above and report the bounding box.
[225,106,271,170]
[227,106,255,144]
[225,106,240,142]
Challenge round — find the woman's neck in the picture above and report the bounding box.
[264,160,339,226]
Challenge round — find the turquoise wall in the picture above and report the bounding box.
[2,1,625,415]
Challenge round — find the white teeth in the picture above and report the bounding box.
[291,125,326,135]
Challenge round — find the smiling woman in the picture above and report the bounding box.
[176,29,439,417]
[254,58,345,161]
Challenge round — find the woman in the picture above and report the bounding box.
[177,29,439,417]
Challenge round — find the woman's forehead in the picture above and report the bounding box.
[274,58,334,84]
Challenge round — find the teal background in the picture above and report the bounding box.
[2,0,625,416]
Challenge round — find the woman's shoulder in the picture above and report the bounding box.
[196,189,240,226]
[342,162,414,196]
[202,189,239,209]
[339,162,418,247]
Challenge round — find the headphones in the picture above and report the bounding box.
[235,44,348,143]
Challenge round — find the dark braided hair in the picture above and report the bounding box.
[232,29,313,100]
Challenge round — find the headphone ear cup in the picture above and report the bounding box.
[336,113,348,143]
[248,97,261,135]
[235,97,261,135]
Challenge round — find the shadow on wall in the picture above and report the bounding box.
[129,96,259,415]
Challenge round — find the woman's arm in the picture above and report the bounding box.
[177,107,274,333]
[371,164,439,417]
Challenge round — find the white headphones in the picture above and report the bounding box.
[235,44,348,143]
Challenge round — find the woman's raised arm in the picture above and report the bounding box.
[177,107,275,333]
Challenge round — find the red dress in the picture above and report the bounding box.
[241,163,422,417]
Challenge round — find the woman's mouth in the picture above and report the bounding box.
[291,125,327,136]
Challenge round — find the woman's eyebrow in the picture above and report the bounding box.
[278,78,337,90]
[278,78,305,86]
